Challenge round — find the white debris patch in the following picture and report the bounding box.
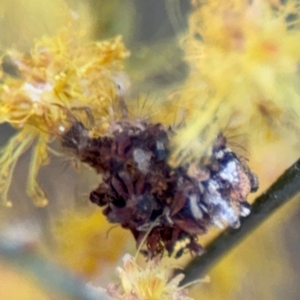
[219,160,239,184]
[207,180,240,228]
[240,204,251,217]
[133,148,152,174]
[215,147,232,159]
[156,141,164,150]
[189,194,203,220]
[58,125,66,133]
[215,150,224,159]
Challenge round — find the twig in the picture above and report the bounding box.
[0,240,110,300]
[181,158,300,285]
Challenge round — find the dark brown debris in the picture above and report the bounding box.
[61,121,258,258]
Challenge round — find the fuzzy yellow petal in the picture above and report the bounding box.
[173,0,300,165]
[0,18,129,205]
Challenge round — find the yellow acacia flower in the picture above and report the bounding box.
[0,21,129,207]
[171,0,300,166]
[107,254,195,300]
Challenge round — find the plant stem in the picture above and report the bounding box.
[181,158,300,285]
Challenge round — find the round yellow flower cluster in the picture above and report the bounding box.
[171,0,300,166]
[0,24,129,207]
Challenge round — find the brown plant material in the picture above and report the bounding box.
[61,119,258,258]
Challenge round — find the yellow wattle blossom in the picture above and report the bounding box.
[171,0,300,166]
[107,254,195,300]
[0,23,129,207]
